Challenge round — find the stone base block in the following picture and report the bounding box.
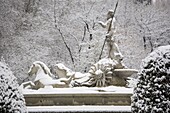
[23,87,132,106]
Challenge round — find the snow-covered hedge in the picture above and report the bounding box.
[131,45,170,113]
[0,61,27,113]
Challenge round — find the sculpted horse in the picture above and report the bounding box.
[21,61,74,90]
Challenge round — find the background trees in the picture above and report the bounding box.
[0,0,169,84]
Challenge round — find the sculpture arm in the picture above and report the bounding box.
[98,21,107,28]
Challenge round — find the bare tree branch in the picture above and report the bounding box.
[83,20,90,33]
[56,25,75,65]
[54,0,57,27]
[86,0,96,16]
[82,26,87,41]
[144,23,153,51]
[53,0,74,65]
[79,26,86,53]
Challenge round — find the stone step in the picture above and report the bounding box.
[23,87,132,106]
[27,106,131,113]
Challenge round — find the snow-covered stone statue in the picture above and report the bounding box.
[98,10,124,65]
[71,58,137,87]
[20,61,74,89]
[69,10,138,87]
[54,63,88,79]
[46,10,138,87]
[68,10,127,87]
[21,9,138,89]
[98,10,117,41]
[72,58,127,87]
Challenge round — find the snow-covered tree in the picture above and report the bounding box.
[131,0,170,52]
[131,45,170,113]
[0,61,27,113]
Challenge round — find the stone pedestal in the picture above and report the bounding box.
[23,86,133,106]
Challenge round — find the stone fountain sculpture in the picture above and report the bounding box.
[21,10,138,90]
[68,10,138,87]
[21,10,138,108]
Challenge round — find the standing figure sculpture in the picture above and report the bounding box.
[98,10,124,68]
[98,10,123,61]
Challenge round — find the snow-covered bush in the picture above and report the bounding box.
[131,45,170,113]
[0,61,27,113]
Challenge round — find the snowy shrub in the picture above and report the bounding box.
[131,45,170,113]
[0,61,27,113]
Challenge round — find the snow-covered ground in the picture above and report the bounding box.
[27,105,131,113]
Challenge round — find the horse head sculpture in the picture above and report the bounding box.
[21,61,75,90]
[28,61,53,78]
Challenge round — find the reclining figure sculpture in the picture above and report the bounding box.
[71,58,128,87]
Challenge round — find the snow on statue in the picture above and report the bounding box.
[71,10,138,87]
[98,10,124,65]
[21,10,138,89]
[21,60,138,89]
[20,61,74,89]
[72,58,128,87]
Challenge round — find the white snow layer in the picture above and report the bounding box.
[27,106,131,112]
[22,86,133,95]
